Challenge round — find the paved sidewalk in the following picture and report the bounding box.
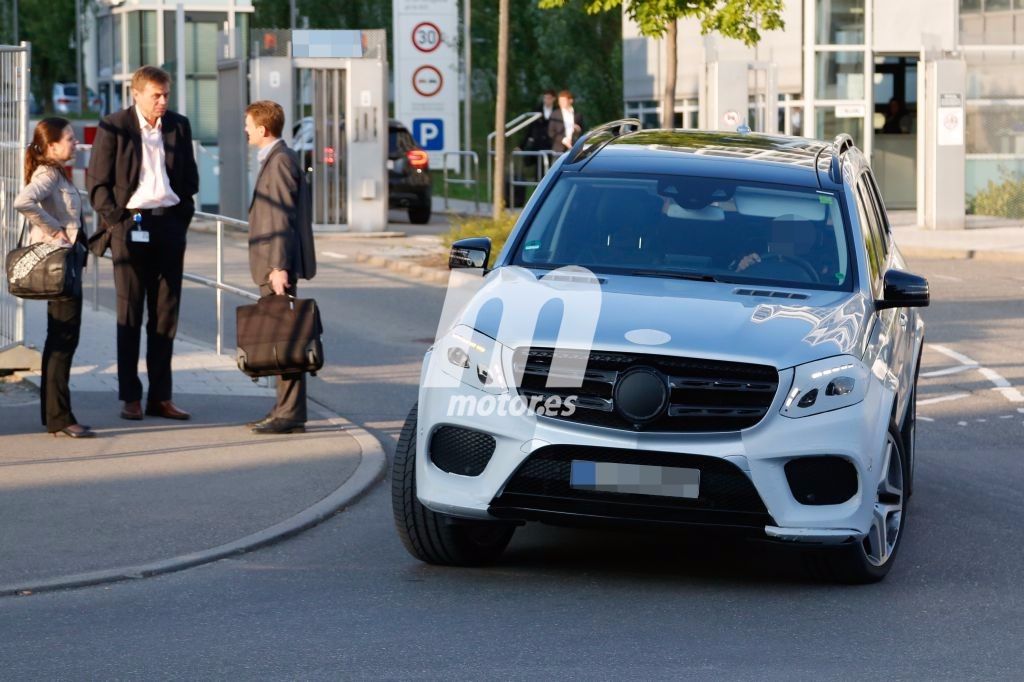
[0,303,385,595]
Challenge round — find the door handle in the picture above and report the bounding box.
[899,312,908,328]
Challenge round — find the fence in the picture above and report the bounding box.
[0,43,29,355]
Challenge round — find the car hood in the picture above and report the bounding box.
[453,266,870,370]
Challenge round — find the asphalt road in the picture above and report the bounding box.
[2,251,1023,679]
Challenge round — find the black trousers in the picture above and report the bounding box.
[41,293,83,432]
[258,282,307,423]
[110,213,187,403]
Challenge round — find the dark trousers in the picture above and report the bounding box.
[110,213,187,403]
[41,294,83,432]
[258,282,307,423]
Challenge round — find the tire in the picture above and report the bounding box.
[391,405,515,565]
[804,423,909,584]
[408,204,431,224]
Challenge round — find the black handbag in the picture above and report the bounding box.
[4,222,84,300]
[236,295,324,379]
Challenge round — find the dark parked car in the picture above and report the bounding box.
[292,117,432,224]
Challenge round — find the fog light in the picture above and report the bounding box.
[447,347,470,368]
[797,389,818,408]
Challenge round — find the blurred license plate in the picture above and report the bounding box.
[570,460,700,499]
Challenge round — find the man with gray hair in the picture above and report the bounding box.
[87,65,199,421]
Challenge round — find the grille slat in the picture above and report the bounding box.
[513,347,779,432]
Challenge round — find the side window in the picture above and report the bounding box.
[864,173,891,259]
[853,182,882,285]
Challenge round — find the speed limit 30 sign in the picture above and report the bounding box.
[412,22,441,53]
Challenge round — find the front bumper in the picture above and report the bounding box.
[415,350,894,542]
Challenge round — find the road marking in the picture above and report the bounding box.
[322,251,349,259]
[918,416,935,422]
[918,392,970,406]
[921,364,976,378]
[1000,415,1015,419]
[928,344,1024,403]
[976,419,987,423]
[958,421,967,426]
[930,274,963,282]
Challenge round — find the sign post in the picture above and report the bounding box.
[393,0,461,169]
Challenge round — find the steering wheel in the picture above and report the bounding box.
[745,253,821,283]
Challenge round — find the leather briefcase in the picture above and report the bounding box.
[5,222,85,300]
[236,295,324,379]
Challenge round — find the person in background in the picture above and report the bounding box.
[243,100,317,434]
[86,65,199,422]
[13,118,93,438]
[549,89,586,153]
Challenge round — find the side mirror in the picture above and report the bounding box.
[449,237,492,271]
[876,269,929,310]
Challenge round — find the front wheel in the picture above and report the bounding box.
[805,424,908,584]
[391,405,514,565]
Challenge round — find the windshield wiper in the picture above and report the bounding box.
[630,269,722,282]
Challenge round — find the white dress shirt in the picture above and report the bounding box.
[126,107,180,209]
[561,107,575,146]
[257,138,282,167]
[542,105,553,121]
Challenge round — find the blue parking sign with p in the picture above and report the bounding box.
[413,119,444,151]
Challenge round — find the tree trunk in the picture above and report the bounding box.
[661,20,677,129]
[492,0,509,220]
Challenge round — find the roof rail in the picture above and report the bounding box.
[564,118,642,165]
[828,133,855,183]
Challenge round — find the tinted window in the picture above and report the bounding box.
[854,181,883,285]
[512,174,854,290]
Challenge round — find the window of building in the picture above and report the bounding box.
[128,11,158,71]
[816,108,863,149]
[815,52,865,100]
[816,0,865,45]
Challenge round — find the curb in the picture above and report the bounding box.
[355,252,450,284]
[0,399,387,598]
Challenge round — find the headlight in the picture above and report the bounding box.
[780,355,868,418]
[433,324,509,395]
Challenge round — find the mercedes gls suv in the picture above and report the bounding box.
[392,123,929,583]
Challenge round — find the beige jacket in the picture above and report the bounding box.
[13,165,86,245]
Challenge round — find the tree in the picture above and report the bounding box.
[540,0,785,128]
[493,0,510,219]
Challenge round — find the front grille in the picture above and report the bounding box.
[513,347,779,432]
[489,445,774,529]
[429,426,496,476]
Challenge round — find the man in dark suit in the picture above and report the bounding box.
[243,100,316,434]
[86,65,199,421]
[549,89,586,153]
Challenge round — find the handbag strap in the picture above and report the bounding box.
[16,218,30,249]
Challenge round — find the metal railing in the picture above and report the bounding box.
[441,150,480,213]
[506,150,559,210]
[87,203,258,357]
[0,42,30,355]
[486,112,541,203]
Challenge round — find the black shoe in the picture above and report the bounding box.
[251,418,306,434]
[56,424,96,438]
[247,413,274,428]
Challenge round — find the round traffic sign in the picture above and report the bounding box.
[412,65,443,97]
[412,22,441,53]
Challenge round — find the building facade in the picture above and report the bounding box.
[623,0,1024,218]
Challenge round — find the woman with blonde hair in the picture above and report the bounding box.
[13,117,93,438]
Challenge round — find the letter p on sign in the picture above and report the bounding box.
[413,119,444,151]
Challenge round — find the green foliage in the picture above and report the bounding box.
[443,212,519,257]
[17,0,78,105]
[539,0,785,44]
[967,170,1024,219]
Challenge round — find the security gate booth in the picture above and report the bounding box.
[234,30,388,232]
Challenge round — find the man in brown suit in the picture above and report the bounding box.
[243,100,316,434]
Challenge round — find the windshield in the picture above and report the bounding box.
[512,174,854,290]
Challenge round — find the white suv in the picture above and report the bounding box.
[392,123,929,583]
